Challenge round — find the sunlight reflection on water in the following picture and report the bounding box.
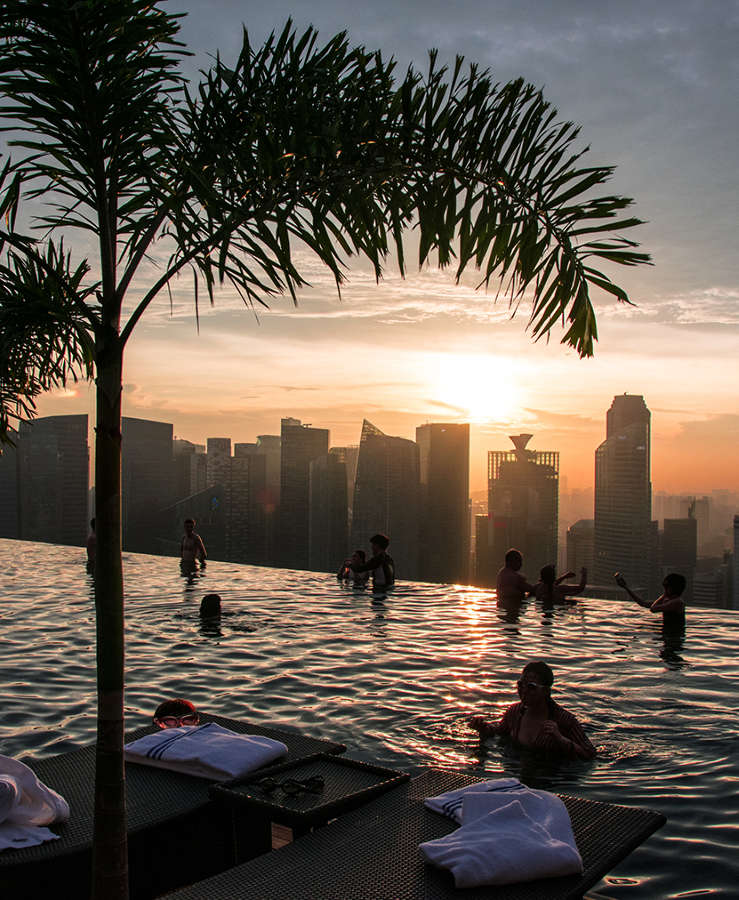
[1,538,737,898]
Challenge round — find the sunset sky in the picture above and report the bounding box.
[31,0,738,494]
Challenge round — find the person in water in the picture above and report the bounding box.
[615,571,686,631]
[350,533,395,590]
[534,565,587,604]
[337,550,370,586]
[468,660,597,759]
[199,593,222,617]
[496,548,536,603]
[181,518,207,567]
[153,698,200,729]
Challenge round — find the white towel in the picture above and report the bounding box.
[124,722,288,780]
[423,777,521,823]
[0,755,70,852]
[419,797,583,888]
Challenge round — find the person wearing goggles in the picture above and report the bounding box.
[153,698,200,729]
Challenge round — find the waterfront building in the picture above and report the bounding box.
[278,418,329,570]
[351,419,420,580]
[0,430,19,538]
[594,395,653,598]
[122,417,174,554]
[487,434,559,581]
[566,518,595,574]
[416,423,470,584]
[308,450,348,572]
[235,435,280,565]
[661,515,697,601]
[173,438,207,500]
[226,453,267,564]
[206,437,231,489]
[17,414,89,546]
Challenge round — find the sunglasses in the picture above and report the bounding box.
[255,774,325,797]
[517,680,545,691]
[155,713,200,728]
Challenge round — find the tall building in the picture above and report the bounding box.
[18,415,89,546]
[278,418,329,570]
[0,431,19,538]
[122,417,175,554]
[566,519,595,574]
[416,423,470,584]
[235,435,281,565]
[173,439,207,500]
[206,438,231,488]
[486,434,559,581]
[594,395,653,596]
[308,450,348,572]
[733,515,739,610]
[225,453,267,564]
[661,516,697,601]
[350,420,420,580]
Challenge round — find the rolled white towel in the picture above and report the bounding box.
[419,797,583,888]
[423,777,521,823]
[124,722,288,780]
[0,755,70,852]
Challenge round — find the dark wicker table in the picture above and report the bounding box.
[167,767,666,900]
[0,714,345,900]
[210,752,409,854]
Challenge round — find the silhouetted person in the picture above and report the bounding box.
[469,660,596,759]
[496,548,535,603]
[181,518,206,568]
[199,593,222,617]
[534,565,587,604]
[351,533,394,590]
[615,571,686,632]
[86,517,96,570]
[337,550,370,586]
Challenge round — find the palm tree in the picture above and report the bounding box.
[0,1,648,896]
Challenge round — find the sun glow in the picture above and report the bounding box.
[431,354,522,423]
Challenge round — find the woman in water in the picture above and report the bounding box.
[534,565,587,604]
[469,660,596,759]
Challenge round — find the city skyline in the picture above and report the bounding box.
[20,0,739,495]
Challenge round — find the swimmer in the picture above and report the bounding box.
[152,698,200,729]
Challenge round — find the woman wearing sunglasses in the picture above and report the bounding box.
[469,661,596,759]
[153,698,200,729]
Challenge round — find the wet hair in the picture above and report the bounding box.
[540,565,556,601]
[521,660,554,688]
[154,698,198,720]
[504,548,523,568]
[353,549,366,562]
[200,593,222,617]
[369,533,389,550]
[662,572,686,597]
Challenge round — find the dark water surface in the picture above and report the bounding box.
[1,538,737,898]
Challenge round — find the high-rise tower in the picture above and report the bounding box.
[416,423,470,584]
[486,434,559,580]
[122,417,175,553]
[594,394,652,595]
[351,420,420,579]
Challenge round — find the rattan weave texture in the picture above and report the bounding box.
[0,713,345,867]
[165,768,665,900]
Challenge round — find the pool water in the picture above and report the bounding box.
[1,538,737,898]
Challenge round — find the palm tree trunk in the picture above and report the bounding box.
[92,334,128,900]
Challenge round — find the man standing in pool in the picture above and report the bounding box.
[615,572,686,632]
[496,548,536,603]
[181,517,207,568]
[350,533,395,591]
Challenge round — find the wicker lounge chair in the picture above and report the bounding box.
[167,767,666,900]
[0,713,345,900]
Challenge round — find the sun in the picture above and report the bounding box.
[431,354,521,423]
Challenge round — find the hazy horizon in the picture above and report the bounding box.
[25,0,739,495]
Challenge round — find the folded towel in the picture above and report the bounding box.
[0,755,70,852]
[124,722,288,780]
[423,777,521,823]
[419,797,583,888]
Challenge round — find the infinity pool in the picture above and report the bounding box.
[1,538,737,898]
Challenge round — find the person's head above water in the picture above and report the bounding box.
[516,660,554,706]
[662,572,686,598]
[153,698,199,728]
[504,548,523,570]
[352,549,366,563]
[184,518,195,531]
[540,564,556,585]
[200,593,222,617]
[369,533,389,552]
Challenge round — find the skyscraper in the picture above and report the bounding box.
[566,519,595,574]
[416,423,470,584]
[350,420,420,580]
[206,437,231,488]
[0,430,19,538]
[308,450,348,572]
[486,434,559,580]
[18,415,89,546]
[594,394,652,595]
[122,417,174,553]
[278,418,329,570]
